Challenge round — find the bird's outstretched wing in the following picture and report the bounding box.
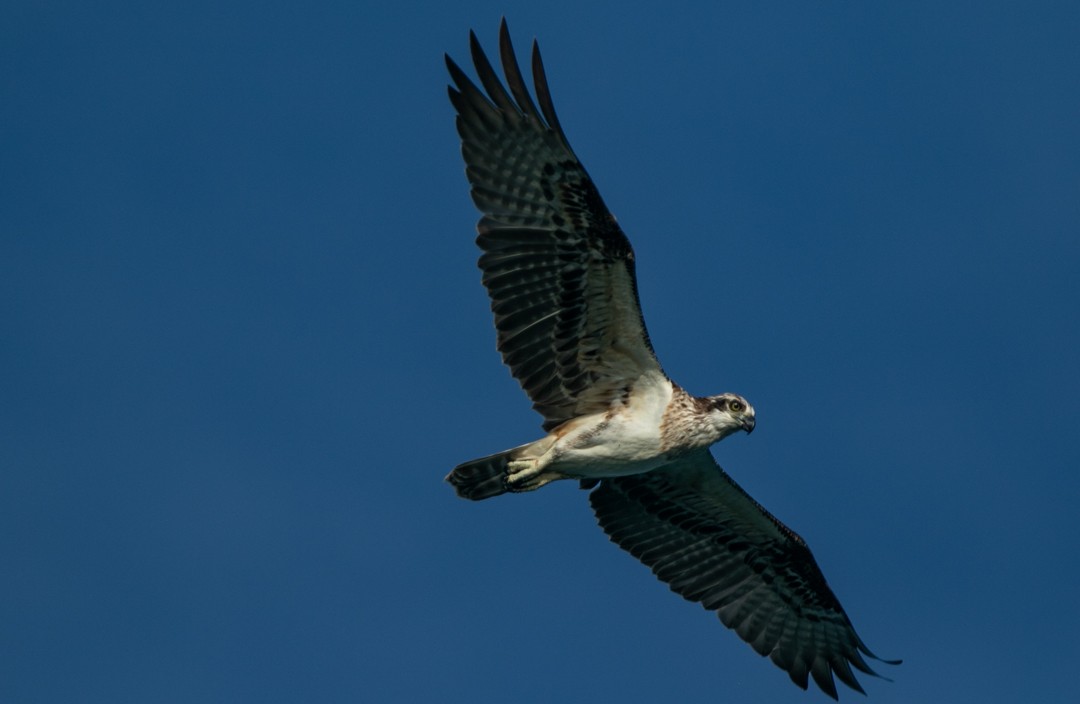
[447,20,664,432]
[589,450,900,700]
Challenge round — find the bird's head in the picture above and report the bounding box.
[705,393,756,438]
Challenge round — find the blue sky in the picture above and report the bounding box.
[2,1,1078,702]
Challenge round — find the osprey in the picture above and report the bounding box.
[445,21,899,699]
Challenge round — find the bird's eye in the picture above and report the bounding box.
[729,400,744,413]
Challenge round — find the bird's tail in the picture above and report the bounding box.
[446,447,520,500]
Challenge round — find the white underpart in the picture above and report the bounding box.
[513,371,677,480]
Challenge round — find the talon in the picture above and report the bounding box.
[506,458,542,486]
[509,471,563,493]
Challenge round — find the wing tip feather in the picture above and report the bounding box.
[589,466,900,699]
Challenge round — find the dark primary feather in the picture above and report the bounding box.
[446,19,663,432]
[589,449,900,699]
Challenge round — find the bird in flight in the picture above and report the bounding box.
[444,20,899,699]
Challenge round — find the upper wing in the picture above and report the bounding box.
[447,21,665,432]
[589,450,899,699]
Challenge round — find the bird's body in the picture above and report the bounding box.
[453,374,753,498]
[507,373,681,482]
[444,20,898,699]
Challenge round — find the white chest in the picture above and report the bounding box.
[549,374,675,477]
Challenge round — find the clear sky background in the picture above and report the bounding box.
[3,1,1078,702]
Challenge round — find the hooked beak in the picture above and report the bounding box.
[741,416,756,435]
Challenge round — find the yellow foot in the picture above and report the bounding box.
[506,459,564,492]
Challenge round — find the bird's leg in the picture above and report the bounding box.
[504,434,562,491]
[507,468,568,492]
[505,457,547,487]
